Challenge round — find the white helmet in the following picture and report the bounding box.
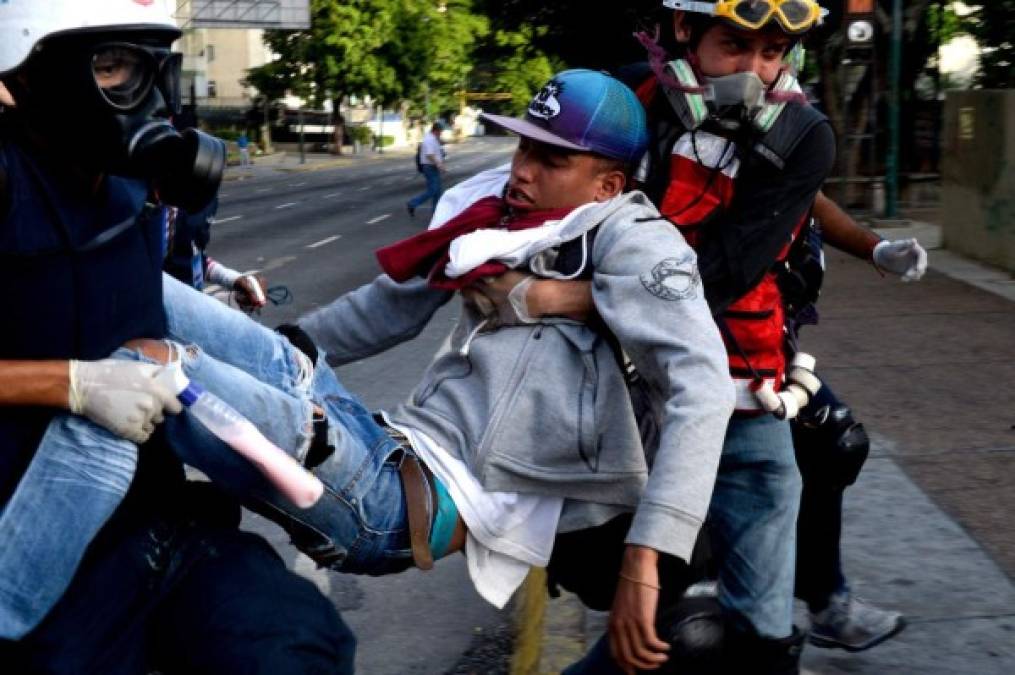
[0,0,179,75]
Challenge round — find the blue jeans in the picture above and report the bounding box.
[0,275,412,639]
[3,512,356,675]
[710,413,801,638]
[566,414,801,674]
[407,164,443,211]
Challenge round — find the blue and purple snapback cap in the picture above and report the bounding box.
[481,69,648,165]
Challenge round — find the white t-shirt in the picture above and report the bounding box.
[419,132,443,167]
[381,414,563,609]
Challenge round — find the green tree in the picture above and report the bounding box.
[247,0,405,153]
[960,1,1015,87]
[392,0,490,119]
[471,25,559,115]
[246,0,490,151]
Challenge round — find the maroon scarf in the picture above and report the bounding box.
[376,196,574,290]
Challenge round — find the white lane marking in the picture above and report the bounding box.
[262,255,298,272]
[307,235,341,249]
[323,192,343,199]
[211,215,242,224]
[358,186,371,192]
[289,181,307,187]
[405,176,416,182]
[256,187,270,193]
[366,213,391,225]
[275,202,298,210]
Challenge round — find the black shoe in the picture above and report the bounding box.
[275,323,319,365]
[721,625,807,675]
[406,204,415,218]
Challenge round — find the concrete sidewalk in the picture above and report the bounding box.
[522,230,1015,674]
[222,145,416,181]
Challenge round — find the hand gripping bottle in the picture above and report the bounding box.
[166,365,324,508]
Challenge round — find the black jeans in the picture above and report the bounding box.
[794,383,848,612]
[2,482,355,675]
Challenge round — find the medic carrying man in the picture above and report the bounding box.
[488,3,927,672]
[0,2,353,671]
[497,1,836,672]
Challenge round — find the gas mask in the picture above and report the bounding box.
[703,71,767,131]
[11,33,225,212]
[660,59,803,135]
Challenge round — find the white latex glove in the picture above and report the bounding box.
[873,239,928,282]
[68,360,184,444]
[468,273,538,325]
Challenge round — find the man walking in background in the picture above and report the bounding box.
[407,122,446,218]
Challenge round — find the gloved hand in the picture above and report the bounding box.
[68,360,183,444]
[872,239,928,281]
[234,273,268,310]
[465,271,539,326]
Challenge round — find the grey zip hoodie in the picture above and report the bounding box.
[300,190,734,562]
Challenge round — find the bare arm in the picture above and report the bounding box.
[0,361,70,408]
[814,191,881,261]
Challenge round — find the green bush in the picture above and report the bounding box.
[347,125,373,144]
[211,128,243,142]
[378,135,395,147]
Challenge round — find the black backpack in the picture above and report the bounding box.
[414,143,423,173]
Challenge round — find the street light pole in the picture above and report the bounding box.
[298,107,306,164]
[886,0,903,218]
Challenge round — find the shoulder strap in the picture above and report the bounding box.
[752,102,827,170]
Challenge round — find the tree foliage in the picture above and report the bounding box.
[959,1,1015,88]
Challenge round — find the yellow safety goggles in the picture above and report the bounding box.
[667,1,825,35]
[717,0,823,34]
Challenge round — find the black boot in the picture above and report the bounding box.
[656,595,725,675]
[721,624,806,675]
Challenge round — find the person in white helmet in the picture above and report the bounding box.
[0,2,354,671]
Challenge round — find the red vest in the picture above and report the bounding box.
[637,78,805,411]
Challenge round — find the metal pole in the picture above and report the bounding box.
[262,98,271,154]
[376,104,384,154]
[885,0,903,218]
[298,107,306,164]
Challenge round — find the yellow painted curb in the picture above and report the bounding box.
[511,568,548,675]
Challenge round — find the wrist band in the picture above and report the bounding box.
[619,572,661,591]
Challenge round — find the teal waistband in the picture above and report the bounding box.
[429,474,459,560]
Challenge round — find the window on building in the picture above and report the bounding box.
[207,81,217,98]
[206,45,215,63]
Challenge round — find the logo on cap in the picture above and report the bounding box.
[528,80,562,121]
[134,0,155,6]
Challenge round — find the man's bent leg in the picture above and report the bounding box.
[130,338,416,576]
[709,414,801,639]
[162,274,312,400]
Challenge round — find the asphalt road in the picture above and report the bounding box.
[208,137,519,674]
